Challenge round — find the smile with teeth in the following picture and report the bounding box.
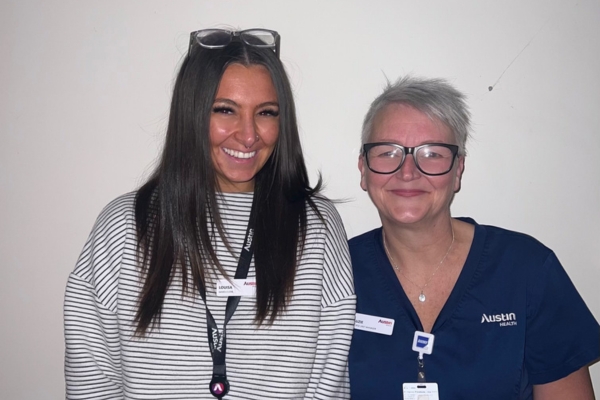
[223,148,256,159]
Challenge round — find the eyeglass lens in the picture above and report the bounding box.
[240,30,277,47]
[195,30,232,47]
[366,144,455,175]
[195,29,276,48]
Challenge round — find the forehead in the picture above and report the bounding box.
[216,63,276,97]
[371,103,454,144]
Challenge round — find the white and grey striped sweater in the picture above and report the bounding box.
[64,192,356,399]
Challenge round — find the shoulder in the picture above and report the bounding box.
[348,229,382,278]
[349,228,379,246]
[95,191,137,228]
[305,196,355,304]
[462,217,553,264]
[308,195,340,218]
[306,195,346,229]
[85,192,137,247]
[483,224,548,250]
[71,192,137,282]
[348,228,380,255]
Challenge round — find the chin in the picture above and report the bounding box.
[216,173,257,192]
[392,207,424,219]
[395,217,424,225]
[382,212,420,226]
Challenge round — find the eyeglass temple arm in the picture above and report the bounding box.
[275,35,281,57]
[187,32,197,56]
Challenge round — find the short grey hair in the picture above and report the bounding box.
[361,76,471,155]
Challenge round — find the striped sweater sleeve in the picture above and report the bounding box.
[64,195,134,399]
[306,199,356,399]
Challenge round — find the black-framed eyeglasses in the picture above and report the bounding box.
[362,142,459,176]
[188,29,281,58]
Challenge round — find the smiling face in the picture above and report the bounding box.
[359,103,465,228]
[210,63,280,192]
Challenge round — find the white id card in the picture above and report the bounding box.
[402,383,439,400]
[216,279,256,296]
[354,313,395,335]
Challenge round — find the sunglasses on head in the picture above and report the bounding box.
[188,28,280,58]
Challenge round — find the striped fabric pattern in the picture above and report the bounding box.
[64,192,356,399]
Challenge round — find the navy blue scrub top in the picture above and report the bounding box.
[348,218,599,400]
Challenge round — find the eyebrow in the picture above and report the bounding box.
[213,98,280,108]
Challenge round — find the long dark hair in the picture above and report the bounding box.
[134,39,321,335]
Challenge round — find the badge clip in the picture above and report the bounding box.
[412,331,435,360]
[412,331,435,382]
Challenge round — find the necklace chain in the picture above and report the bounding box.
[383,222,455,303]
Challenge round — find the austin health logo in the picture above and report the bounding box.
[416,335,429,349]
[481,312,517,327]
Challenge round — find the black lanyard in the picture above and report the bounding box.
[197,199,256,399]
[417,356,426,382]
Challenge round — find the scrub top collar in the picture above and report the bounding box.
[372,217,487,333]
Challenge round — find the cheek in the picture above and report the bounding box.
[430,175,457,200]
[258,121,280,144]
[209,116,237,142]
[362,172,390,197]
[209,123,226,146]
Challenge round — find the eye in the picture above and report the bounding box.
[259,108,280,117]
[212,106,234,114]
[422,150,443,158]
[373,147,402,158]
[422,145,454,158]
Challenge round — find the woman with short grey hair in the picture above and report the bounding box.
[348,76,598,399]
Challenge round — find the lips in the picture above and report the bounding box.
[390,189,426,197]
[223,148,256,159]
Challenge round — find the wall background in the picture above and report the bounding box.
[1,0,598,397]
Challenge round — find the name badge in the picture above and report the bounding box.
[216,279,256,297]
[402,383,439,399]
[354,313,395,335]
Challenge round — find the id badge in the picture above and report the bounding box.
[354,313,395,335]
[402,383,439,400]
[216,278,256,296]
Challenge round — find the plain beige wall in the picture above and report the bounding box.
[1,0,599,398]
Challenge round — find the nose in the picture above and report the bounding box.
[235,113,259,148]
[396,153,421,181]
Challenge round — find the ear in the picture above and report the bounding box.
[358,154,368,191]
[454,155,465,193]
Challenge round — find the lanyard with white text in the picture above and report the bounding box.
[197,199,256,399]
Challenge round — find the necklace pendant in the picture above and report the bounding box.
[418,292,426,302]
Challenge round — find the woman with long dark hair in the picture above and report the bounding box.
[64,29,355,399]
